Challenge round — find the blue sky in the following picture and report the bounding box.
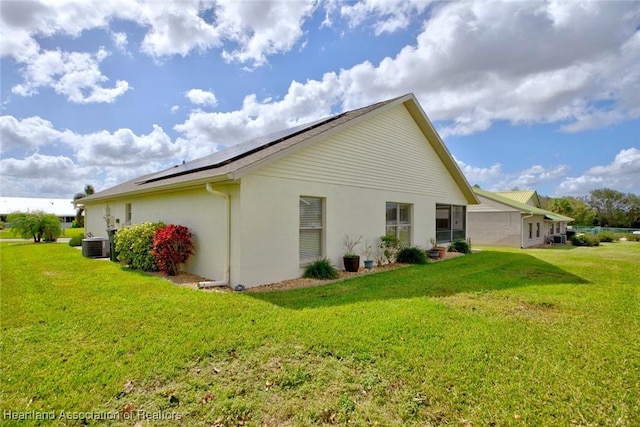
[1,0,639,200]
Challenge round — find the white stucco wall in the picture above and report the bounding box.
[84,187,235,282]
[236,104,469,287]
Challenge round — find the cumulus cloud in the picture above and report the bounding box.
[0,115,70,153]
[175,83,341,157]
[185,89,217,107]
[72,125,183,167]
[455,158,570,192]
[339,0,431,35]
[9,48,130,103]
[557,148,640,195]
[455,158,504,185]
[172,1,639,148]
[0,153,82,179]
[0,114,186,196]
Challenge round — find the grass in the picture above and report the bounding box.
[1,242,639,426]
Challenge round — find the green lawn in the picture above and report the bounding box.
[1,242,638,426]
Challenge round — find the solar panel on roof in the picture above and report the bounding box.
[137,116,335,184]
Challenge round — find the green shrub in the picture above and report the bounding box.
[114,222,164,271]
[570,234,600,247]
[396,246,427,264]
[623,233,640,242]
[68,235,83,247]
[303,258,339,280]
[448,239,471,254]
[597,231,616,242]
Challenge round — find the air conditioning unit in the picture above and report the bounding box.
[82,238,110,258]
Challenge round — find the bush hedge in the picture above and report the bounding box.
[597,231,616,242]
[114,222,164,271]
[68,235,83,247]
[570,234,600,247]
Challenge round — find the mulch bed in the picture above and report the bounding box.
[154,252,465,292]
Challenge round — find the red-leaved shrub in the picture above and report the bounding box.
[152,224,194,276]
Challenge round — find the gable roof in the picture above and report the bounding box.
[473,188,573,222]
[80,94,478,204]
[494,190,541,207]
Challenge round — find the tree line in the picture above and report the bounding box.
[542,188,640,228]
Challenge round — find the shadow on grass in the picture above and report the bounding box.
[248,251,589,310]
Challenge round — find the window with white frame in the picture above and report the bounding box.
[125,203,132,225]
[536,223,540,238]
[529,223,533,239]
[299,196,324,263]
[386,202,412,245]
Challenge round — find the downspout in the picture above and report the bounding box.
[199,183,231,288]
[521,212,533,248]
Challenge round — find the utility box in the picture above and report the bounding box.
[82,238,109,258]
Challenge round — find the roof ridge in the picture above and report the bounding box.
[137,93,412,185]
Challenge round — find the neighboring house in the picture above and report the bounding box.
[0,197,76,228]
[467,188,573,248]
[78,94,478,288]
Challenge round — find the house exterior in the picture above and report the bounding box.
[78,94,478,288]
[467,188,573,248]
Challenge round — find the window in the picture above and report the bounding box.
[436,204,466,243]
[536,223,540,238]
[386,202,412,245]
[528,223,533,239]
[556,223,560,233]
[299,197,323,263]
[549,224,554,235]
[125,203,132,225]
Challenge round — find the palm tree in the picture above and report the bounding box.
[73,184,95,227]
[7,211,62,242]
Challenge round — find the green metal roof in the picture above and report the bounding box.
[473,188,573,222]
[494,190,541,207]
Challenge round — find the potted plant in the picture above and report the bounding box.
[343,235,362,272]
[428,238,445,260]
[361,239,375,269]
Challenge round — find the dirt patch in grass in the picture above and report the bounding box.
[440,293,561,321]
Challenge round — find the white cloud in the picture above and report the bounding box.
[0,115,187,197]
[174,79,341,158]
[185,89,217,107]
[72,125,183,167]
[339,0,431,35]
[0,115,70,153]
[455,157,570,192]
[501,164,570,191]
[10,48,130,103]
[171,1,639,148]
[455,158,504,185]
[111,31,128,53]
[0,153,82,179]
[557,148,640,195]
